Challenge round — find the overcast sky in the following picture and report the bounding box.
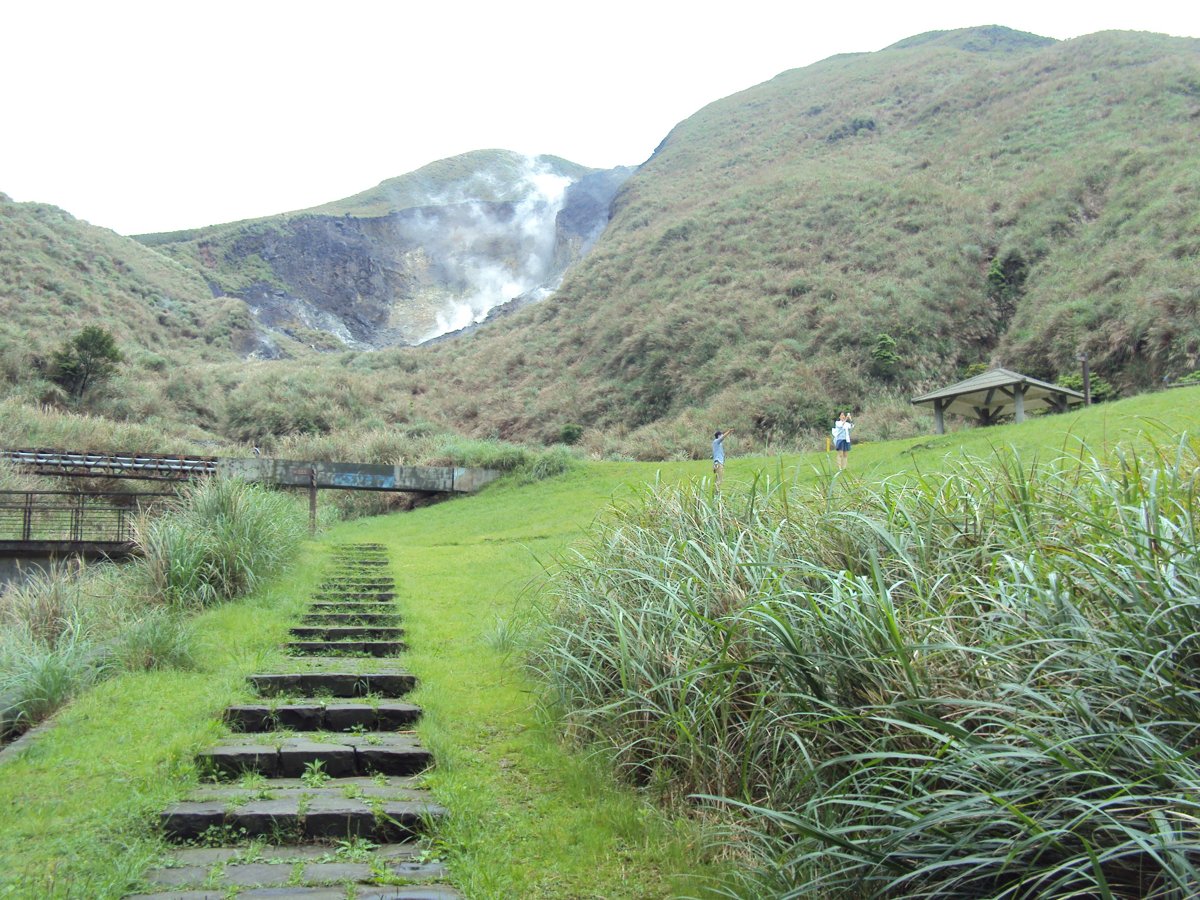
[2,0,1197,235]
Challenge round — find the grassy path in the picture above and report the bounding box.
[0,386,1197,897]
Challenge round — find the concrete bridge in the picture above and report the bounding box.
[1,449,500,493]
[0,449,501,554]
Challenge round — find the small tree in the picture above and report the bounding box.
[869,333,901,379]
[50,326,124,401]
[1058,371,1117,404]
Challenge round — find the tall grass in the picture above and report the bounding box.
[534,435,1200,897]
[133,477,307,608]
[1,478,306,737]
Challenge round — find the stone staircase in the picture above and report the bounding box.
[128,543,460,899]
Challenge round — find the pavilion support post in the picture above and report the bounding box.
[1014,386,1026,423]
[933,399,946,435]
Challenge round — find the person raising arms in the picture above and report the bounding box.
[832,412,853,471]
[712,429,733,487]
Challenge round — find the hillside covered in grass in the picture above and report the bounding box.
[2,27,1197,462]
[395,27,1199,446]
[0,194,258,404]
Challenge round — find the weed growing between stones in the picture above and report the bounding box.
[301,759,330,788]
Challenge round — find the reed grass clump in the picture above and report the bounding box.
[1,563,141,734]
[1,477,304,737]
[133,477,306,608]
[535,436,1200,897]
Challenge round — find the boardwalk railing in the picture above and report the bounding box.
[0,491,172,551]
[2,449,217,481]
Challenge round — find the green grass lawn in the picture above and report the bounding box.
[1,386,1197,898]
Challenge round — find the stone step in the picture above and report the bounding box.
[136,852,452,897]
[128,887,462,899]
[301,613,402,626]
[311,591,397,602]
[160,794,445,843]
[316,591,396,600]
[308,602,397,613]
[316,589,396,599]
[225,701,422,732]
[290,626,406,640]
[285,640,408,657]
[138,858,452,895]
[187,775,427,802]
[250,670,416,698]
[198,733,433,779]
[140,840,423,864]
[320,579,394,588]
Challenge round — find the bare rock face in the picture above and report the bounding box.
[176,157,633,352]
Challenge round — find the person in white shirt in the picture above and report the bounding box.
[712,429,733,487]
[832,413,854,470]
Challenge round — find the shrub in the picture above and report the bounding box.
[518,446,580,483]
[1173,369,1200,387]
[558,423,584,445]
[0,632,105,728]
[826,117,877,142]
[111,608,195,671]
[1057,370,1118,402]
[868,332,901,379]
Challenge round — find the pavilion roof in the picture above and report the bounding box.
[911,367,1084,419]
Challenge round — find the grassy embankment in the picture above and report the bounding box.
[0,387,1196,897]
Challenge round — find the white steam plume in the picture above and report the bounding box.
[417,157,571,342]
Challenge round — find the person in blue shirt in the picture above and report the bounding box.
[713,429,732,487]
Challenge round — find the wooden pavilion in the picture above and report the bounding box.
[911,367,1085,434]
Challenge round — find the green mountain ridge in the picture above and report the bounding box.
[134,150,597,245]
[2,26,1198,456]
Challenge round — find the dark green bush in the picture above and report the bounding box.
[558,423,584,445]
[1058,371,1118,402]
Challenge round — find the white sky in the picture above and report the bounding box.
[2,0,1197,235]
